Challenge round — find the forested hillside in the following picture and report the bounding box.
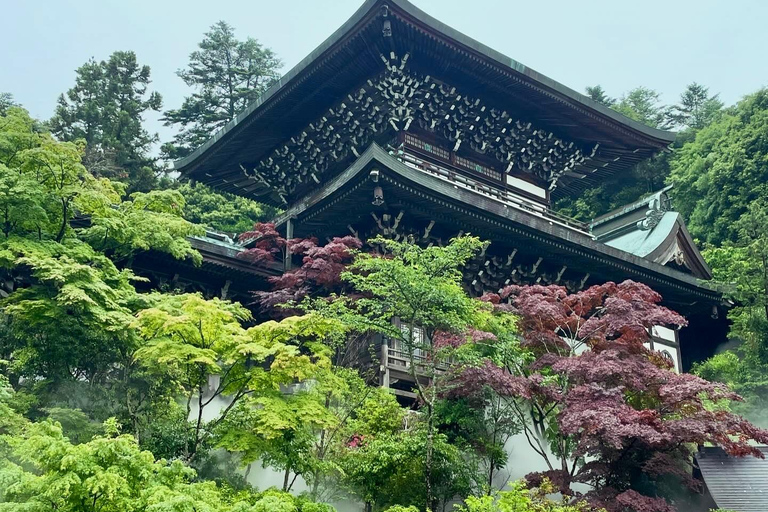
[1,18,768,512]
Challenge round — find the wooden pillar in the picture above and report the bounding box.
[284,217,295,271]
[380,342,390,388]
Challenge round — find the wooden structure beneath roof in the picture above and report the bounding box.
[169,0,729,377]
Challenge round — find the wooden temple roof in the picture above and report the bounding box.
[273,143,721,314]
[176,0,676,206]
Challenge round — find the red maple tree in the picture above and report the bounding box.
[450,280,768,512]
[238,223,361,315]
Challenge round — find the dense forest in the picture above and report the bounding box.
[2,19,768,512]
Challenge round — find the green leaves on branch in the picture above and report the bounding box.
[0,416,337,512]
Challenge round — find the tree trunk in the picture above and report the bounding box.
[283,466,291,492]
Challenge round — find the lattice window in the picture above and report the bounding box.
[455,155,501,181]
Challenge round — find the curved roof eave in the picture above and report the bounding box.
[174,0,675,174]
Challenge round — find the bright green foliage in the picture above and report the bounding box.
[0,106,202,388]
[176,181,277,234]
[0,237,140,382]
[308,236,490,509]
[0,417,336,512]
[668,89,768,245]
[291,368,405,498]
[340,428,480,511]
[136,298,337,464]
[134,293,252,460]
[0,374,26,437]
[215,316,351,492]
[694,201,768,425]
[50,51,163,192]
[456,480,598,512]
[81,187,204,264]
[161,21,281,159]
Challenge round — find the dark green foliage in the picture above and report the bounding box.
[161,21,281,159]
[666,82,724,130]
[50,51,163,193]
[557,83,723,221]
[669,88,768,245]
[0,93,18,116]
[584,85,615,107]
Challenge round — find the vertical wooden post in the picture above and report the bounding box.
[380,342,390,388]
[284,217,294,271]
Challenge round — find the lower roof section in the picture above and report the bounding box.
[697,447,768,512]
[275,143,722,314]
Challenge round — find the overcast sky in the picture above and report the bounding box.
[3,0,767,149]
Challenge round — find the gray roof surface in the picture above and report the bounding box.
[697,447,768,512]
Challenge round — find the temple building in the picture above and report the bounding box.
[161,0,727,375]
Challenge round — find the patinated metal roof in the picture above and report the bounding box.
[697,447,768,512]
[176,0,675,206]
[591,187,712,279]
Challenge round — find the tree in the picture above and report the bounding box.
[50,51,163,192]
[307,235,489,510]
[0,106,202,441]
[668,88,768,245]
[457,480,597,512]
[0,415,336,511]
[437,311,524,493]
[665,82,723,130]
[584,85,615,107]
[161,21,281,159]
[136,297,339,465]
[80,187,203,264]
[0,93,18,116]
[614,87,669,129]
[450,281,768,512]
[213,315,352,493]
[176,181,277,234]
[693,200,768,425]
[340,427,480,512]
[239,223,362,316]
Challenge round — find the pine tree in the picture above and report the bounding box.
[50,51,163,193]
[161,21,281,159]
[665,82,724,130]
[584,85,615,107]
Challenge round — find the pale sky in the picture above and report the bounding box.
[3,0,767,150]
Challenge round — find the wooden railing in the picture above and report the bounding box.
[383,345,450,375]
[397,151,591,235]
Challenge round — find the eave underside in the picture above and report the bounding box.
[276,144,720,314]
[177,0,674,206]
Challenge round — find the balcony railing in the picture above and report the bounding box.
[383,345,450,376]
[397,151,591,236]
